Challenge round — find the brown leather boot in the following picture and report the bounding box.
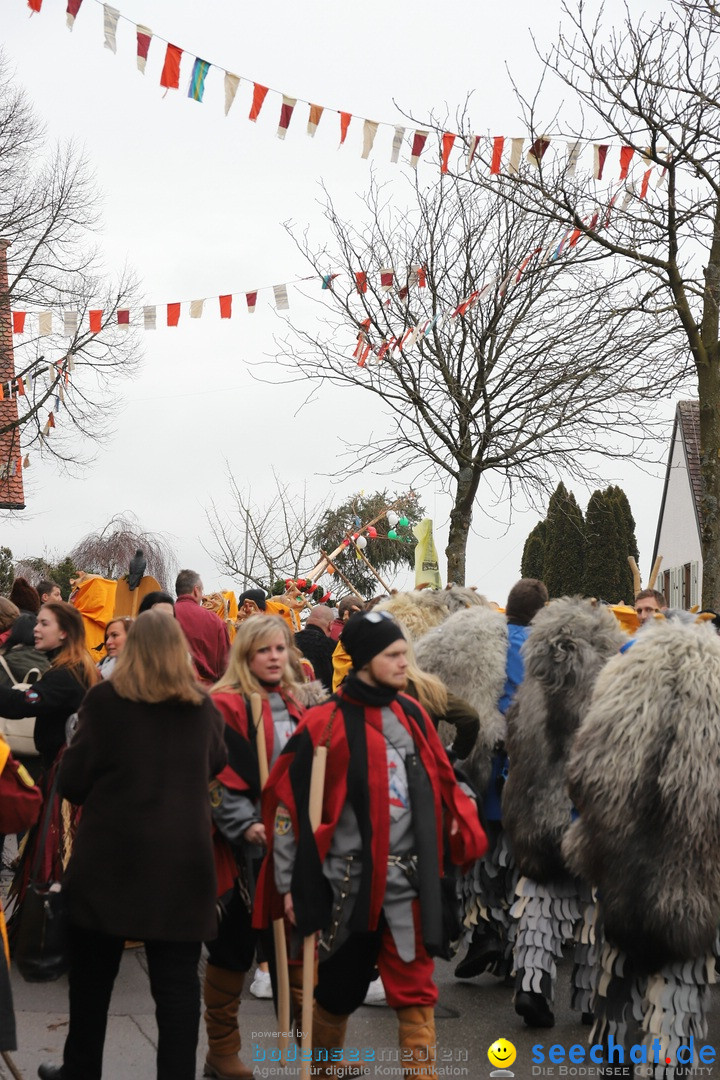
[311,1002,367,1078]
[396,1006,438,1079]
[203,964,254,1079]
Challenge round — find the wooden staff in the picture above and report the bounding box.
[300,744,328,1080]
[647,555,663,590]
[251,692,291,1062]
[319,550,364,600]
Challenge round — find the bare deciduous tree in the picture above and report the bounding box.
[68,513,176,588]
[205,469,331,592]
[453,0,720,603]
[0,56,142,474]
[268,172,682,584]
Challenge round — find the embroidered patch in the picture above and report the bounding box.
[16,763,36,788]
[209,780,223,809]
[274,808,291,837]
[24,689,40,704]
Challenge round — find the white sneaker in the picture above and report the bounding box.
[363,975,386,1006]
[249,968,273,999]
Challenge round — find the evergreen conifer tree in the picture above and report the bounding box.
[520,521,546,580]
[543,483,586,597]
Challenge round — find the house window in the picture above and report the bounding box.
[683,563,691,609]
[691,561,699,608]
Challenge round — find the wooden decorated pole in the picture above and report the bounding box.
[345,533,393,593]
[319,550,364,601]
[301,743,328,1080]
[251,692,291,1061]
[304,495,411,583]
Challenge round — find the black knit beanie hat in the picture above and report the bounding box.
[238,589,267,611]
[340,610,405,671]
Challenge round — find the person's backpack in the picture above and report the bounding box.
[0,655,42,757]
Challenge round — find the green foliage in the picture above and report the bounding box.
[311,490,426,599]
[13,553,79,601]
[543,483,585,597]
[583,490,622,602]
[520,522,546,580]
[0,547,13,595]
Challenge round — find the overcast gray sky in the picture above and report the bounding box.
[3,0,675,601]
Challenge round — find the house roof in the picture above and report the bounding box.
[651,400,702,565]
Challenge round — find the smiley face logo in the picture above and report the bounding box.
[488,1039,516,1070]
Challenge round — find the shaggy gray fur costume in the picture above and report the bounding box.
[415,605,507,795]
[415,605,511,971]
[564,619,720,1075]
[503,598,624,883]
[564,618,720,971]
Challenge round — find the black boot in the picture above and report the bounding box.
[514,990,555,1028]
[454,929,502,978]
[38,1066,63,1080]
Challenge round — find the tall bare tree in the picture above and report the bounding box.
[270,172,681,583]
[205,469,331,592]
[0,56,142,475]
[451,0,720,603]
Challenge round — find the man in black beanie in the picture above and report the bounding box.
[254,611,486,1079]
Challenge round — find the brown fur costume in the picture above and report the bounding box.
[564,618,720,973]
[503,598,624,883]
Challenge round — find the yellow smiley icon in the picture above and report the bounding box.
[488,1039,517,1069]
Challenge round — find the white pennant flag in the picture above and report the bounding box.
[103,5,120,53]
[66,352,76,373]
[63,311,78,336]
[143,306,157,330]
[566,141,582,176]
[390,126,405,164]
[38,312,53,336]
[273,284,289,311]
[361,120,379,160]
[508,138,524,175]
[190,299,204,319]
[224,72,240,116]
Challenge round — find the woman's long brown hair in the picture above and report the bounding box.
[41,601,100,690]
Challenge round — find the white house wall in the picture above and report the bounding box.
[656,423,703,596]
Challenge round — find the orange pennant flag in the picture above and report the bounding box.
[89,309,103,333]
[249,83,269,122]
[219,295,232,319]
[167,303,181,327]
[490,136,504,174]
[160,44,182,90]
[12,312,26,334]
[339,112,352,146]
[619,146,634,180]
[441,132,456,174]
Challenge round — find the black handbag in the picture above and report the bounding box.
[14,768,69,982]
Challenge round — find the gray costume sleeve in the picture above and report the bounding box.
[272,803,297,894]
[211,783,260,844]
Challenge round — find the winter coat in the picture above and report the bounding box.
[59,679,226,941]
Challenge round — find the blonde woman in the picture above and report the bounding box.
[204,615,306,1080]
[38,611,227,1080]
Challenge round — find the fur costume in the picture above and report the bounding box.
[414,605,507,796]
[376,586,487,644]
[564,618,720,972]
[503,598,624,883]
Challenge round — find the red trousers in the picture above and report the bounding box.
[315,900,436,1016]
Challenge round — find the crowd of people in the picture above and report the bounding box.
[0,567,717,1080]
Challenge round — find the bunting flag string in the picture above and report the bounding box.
[7,181,641,341]
[23,0,671,182]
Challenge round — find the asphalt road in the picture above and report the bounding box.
[4,949,720,1080]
